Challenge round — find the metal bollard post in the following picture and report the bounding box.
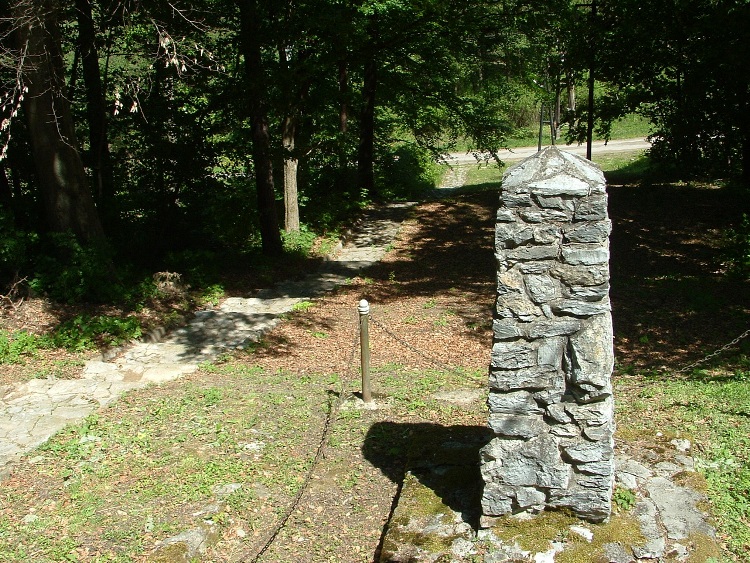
[358,299,372,403]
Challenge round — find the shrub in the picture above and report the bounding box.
[52,314,142,351]
[0,329,49,364]
[29,233,123,303]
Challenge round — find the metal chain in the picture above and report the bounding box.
[369,315,462,374]
[676,328,750,374]
[241,312,361,563]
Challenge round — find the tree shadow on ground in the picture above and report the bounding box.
[362,421,493,530]
[607,180,750,369]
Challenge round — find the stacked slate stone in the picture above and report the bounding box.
[480,146,615,525]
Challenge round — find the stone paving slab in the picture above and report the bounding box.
[0,202,413,478]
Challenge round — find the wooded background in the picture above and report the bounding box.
[1,0,748,301]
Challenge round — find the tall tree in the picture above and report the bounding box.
[14,0,104,241]
[73,0,113,213]
[238,0,283,255]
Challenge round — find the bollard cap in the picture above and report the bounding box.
[358,299,370,315]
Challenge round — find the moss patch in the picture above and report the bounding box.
[489,511,647,561]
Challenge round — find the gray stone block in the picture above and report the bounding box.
[490,341,537,370]
[492,319,522,340]
[488,413,546,438]
[525,318,581,338]
[562,245,609,265]
[533,225,561,244]
[507,245,560,262]
[487,390,543,415]
[563,441,614,464]
[563,221,612,244]
[496,224,534,249]
[524,274,559,304]
[529,174,592,196]
[550,263,609,286]
[551,299,610,317]
[563,283,609,302]
[488,367,562,392]
[574,195,608,221]
[535,195,575,211]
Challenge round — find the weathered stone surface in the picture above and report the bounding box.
[563,283,609,302]
[488,367,561,392]
[507,245,560,262]
[535,195,575,211]
[563,441,614,464]
[562,245,609,265]
[495,294,542,322]
[525,318,581,338]
[488,413,546,438]
[496,224,534,249]
[524,274,559,304]
[632,499,666,558]
[568,315,614,393]
[487,390,543,415]
[563,221,611,244]
[490,341,536,370]
[646,477,715,540]
[559,150,606,186]
[481,434,570,491]
[502,191,532,208]
[574,195,608,221]
[516,486,547,508]
[564,398,613,426]
[496,208,516,222]
[528,175,591,197]
[492,319,522,340]
[520,208,570,223]
[603,543,636,563]
[484,146,614,525]
[550,263,609,287]
[547,485,611,522]
[551,299,610,317]
[533,225,561,244]
[517,261,551,274]
[538,338,565,369]
[545,403,572,424]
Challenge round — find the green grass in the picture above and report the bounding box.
[616,362,750,557]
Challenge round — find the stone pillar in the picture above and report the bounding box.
[480,146,614,524]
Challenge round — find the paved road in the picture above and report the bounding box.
[446,137,650,165]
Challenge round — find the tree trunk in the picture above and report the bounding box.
[239,0,283,256]
[339,59,349,134]
[16,0,104,241]
[357,48,377,200]
[282,115,300,232]
[74,0,113,213]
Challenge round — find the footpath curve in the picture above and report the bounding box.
[0,203,414,477]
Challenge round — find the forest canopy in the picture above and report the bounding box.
[0,0,748,301]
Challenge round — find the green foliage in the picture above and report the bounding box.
[29,233,121,304]
[723,214,750,279]
[612,487,636,511]
[376,144,442,200]
[200,284,225,307]
[0,211,36,281]
[0,330,49,364]
[281,226,317,256]
[52,315,142,351]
